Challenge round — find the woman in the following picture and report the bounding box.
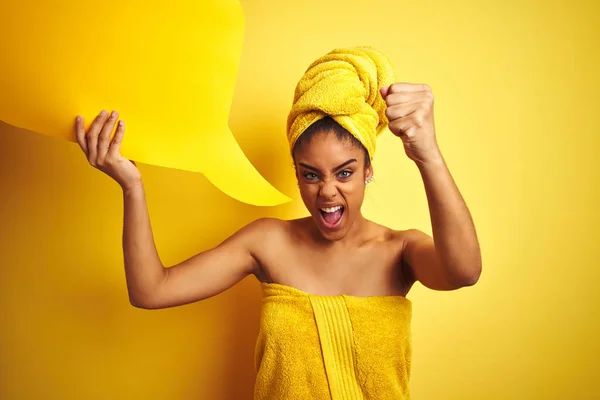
[75,47,481,399]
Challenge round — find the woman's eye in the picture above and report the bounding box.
[338,170,352,179]
[304,173,318,180]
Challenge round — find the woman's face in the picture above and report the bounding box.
[294,131,372,241]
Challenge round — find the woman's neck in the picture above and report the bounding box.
[311,212,373,248]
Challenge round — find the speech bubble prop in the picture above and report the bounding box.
[0,0,290,206]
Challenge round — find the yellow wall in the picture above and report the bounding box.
[1,0,598,398]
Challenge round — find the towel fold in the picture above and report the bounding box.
[254,282,412,400]
[286,46,396,160]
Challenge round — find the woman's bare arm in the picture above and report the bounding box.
[402,157,482,290]
[122,182,276,309]
[75,110,272,309]
[121,182,165,308]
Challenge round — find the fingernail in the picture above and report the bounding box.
[100,110,106,116]
[118,120,124,127]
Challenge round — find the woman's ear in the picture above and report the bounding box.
[365,164,373,180]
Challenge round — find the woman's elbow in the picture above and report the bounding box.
[447,263,482,288]
[129,294,159,309]
[458,264,482,287]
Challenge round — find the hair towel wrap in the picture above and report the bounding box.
[286,46,396,160]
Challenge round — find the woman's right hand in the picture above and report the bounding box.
[75,110,142,191]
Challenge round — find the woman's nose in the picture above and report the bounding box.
[319,180,338,198]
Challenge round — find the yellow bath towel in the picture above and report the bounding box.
[286,46,396,160]
[254,283,412,400]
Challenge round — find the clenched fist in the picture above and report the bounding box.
[381,83,441,165]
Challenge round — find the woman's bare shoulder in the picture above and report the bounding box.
[242,217,304,282]
[364,219,410,243]
[243,217,289,237]
[243,217,310,242]
[363,221,420,289]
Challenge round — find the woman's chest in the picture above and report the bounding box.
[257,239,409,296]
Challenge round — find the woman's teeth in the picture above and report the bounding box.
[321,205,343,213]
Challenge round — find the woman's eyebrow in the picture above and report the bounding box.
[299,159,357,173]
[333,159,357,171]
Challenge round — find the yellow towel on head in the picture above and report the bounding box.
[254,283,412,399]
[287,46,396,160]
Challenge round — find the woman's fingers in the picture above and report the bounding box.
[97,110,119,165]
[74,115,88,155]
[77,110,129,173]
[86,110,109,165]
[108,119,126,156]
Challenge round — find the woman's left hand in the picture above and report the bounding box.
[380,83,441,165]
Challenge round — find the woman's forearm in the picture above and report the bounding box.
[417,155,482,284]
[122,182,165,307]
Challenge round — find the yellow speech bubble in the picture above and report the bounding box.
[0,0,290,206]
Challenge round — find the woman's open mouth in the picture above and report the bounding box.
[319,205,344,229]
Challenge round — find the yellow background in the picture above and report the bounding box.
[1,0,599,398]
[0,0,290,207]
